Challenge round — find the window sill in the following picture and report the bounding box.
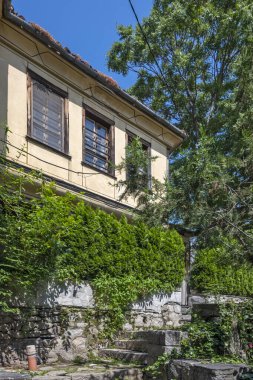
[81,161,117,180]
[26,135,72,160]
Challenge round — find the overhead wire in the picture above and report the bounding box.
[0,27,171,144]
[0,138,108,178]
[0,14,177,177]
[0,140,132,208]
[1,13,181,142]
[128,0,169,92]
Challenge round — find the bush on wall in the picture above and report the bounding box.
[191,244,253,296]
[0,165,185,334]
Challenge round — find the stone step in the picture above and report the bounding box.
[33,368,143,380]
[113,339,181,365]
[133,330,187,346]
[31,364,144,380]
[99,348,148,365]
[114,339,147,352]
[0,372,31,380]
[146,343,180,358]
[71,368,143,380]
[167,360,250,380]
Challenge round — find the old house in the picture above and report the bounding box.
[0,0,188,369]
[0,0,185,216]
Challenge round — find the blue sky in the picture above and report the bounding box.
[12,0,153,90]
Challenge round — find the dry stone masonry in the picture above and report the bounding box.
[167,360,250,380]
[2,287,251,379]
[0,284,184,367]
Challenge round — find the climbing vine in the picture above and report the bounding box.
[180,301,253,363]
[146,301,253,378]
[0,161,185,335]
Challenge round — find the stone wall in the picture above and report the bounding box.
[125,302,182,331]
[0,283,183,367]
[166,360,250,380]
[125,291,183,331]
[0,307,61,367]
[188,293,252,357]
[0,306,106,367]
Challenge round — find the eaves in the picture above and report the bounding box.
[2,0,187,142]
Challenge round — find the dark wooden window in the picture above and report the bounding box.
[28,71,68,153]
[83,106,114,174]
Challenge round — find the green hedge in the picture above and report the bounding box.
[0,186,184,288]
[191,246,253,296]
[0,178,185,330]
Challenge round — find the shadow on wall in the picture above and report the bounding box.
[11,282,181,311]
[0,283,183,367]
[0,306,61,367]
[11,282,95,308]
[0,282,94,367]
[132,290,182,313]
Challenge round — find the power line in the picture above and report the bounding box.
[128,0,169,89]
[0,138,106,178]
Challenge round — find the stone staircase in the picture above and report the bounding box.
[99,329,188,366]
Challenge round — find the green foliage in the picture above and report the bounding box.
[145,357,166,378]
[181,318,222,359]
[145,351,178,379]
[0,165,184,335]
[108,0,253,264]
[72,356,87,365]
[114,137,155,202]
[114,135,171,227]
[180,302,253,362]
[147,301,253,378]
[182,301,253,361]
[240,374,253,380]
[93,275,143,338]
[191,244,253,296]
[108,0,253,145]
[93,274,175,338]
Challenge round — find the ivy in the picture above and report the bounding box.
[146,301,253,378]
[0,164,185,335]
[180,302,253,363]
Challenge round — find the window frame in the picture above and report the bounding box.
[126,130,152,189]
[82,104,115,177]
[27,70,69,155]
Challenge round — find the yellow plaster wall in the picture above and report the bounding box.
[0,17,182,212]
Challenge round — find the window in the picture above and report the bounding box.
[83,106,114,174]
[127,132,151,188]
[28,71,68,153]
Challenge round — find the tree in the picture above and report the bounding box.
[108,0,253,255]
[108,0,253,147]
[114,137,153,201]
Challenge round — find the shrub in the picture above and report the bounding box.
[0,170,185,334]
[191,245,253,296]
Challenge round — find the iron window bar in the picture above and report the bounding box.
[83,126,111,173]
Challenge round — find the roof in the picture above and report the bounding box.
[3,0,187,140]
